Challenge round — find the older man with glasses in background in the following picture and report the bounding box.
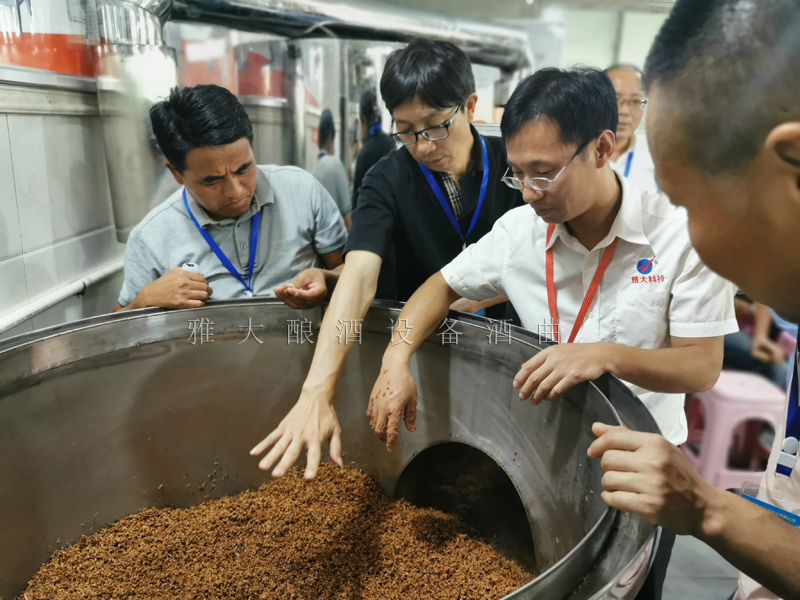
[365,67,737,600]
[606,64,659,194]
[252,39,523,481]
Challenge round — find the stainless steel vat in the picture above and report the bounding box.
[0,301,659,599]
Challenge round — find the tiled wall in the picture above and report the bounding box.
[0,85,126,342]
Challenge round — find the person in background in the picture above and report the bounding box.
[114,85,346,312]
[250,40,523,480]
[352,86,397,210]
[586,1,800,598]
[606,65,659,194]
[366,66,736,600]
[725,298,790,389]
[313,109,352,229]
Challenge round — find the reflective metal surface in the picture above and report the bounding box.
[0,301,658,600]
[95,43,178,242]
[170,0,531,72]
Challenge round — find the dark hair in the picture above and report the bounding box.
[501,68,618,149]
[149,85,253,173]
[644,0,800,174]
[319,109,335,147]
[380,40,475,114]
[359,86,381,128]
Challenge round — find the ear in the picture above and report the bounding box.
[166,162,185,185]
[594,130,616,168]
[765,122,800,171]
[464,93,479,123]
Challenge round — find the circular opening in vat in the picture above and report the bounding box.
[394,442,537,574]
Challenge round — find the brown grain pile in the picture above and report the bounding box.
[24,464,531,599]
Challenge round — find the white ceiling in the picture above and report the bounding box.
[378,0,674,20]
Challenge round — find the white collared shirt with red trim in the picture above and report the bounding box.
[609,133,659,195]
[441,174,738,445]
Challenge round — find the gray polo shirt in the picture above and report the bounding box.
[312,153,352,216]
[118,165,347,306]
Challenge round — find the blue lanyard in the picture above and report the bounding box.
[318,152,326,160]
[624,151,634,178]
[182,189,260,296]
[418,133,489,250]
[368,123,382,136]
[777,331,800,477]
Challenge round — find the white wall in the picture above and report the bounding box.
[617,12,667,69]
[535,6,666,71]
[542,6,618,69]
[0,85,125,342]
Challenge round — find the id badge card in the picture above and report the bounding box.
[742,481,800,528]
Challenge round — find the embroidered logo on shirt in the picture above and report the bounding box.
[632,274,665,284]
[636,256,657,274]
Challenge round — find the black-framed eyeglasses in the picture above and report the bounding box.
[391,105,461,146]
[501,138,592,192]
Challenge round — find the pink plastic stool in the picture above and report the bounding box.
[683,370,785,490]
[777,330,797,359]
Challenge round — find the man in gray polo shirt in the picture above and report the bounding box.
[114,85,347,312]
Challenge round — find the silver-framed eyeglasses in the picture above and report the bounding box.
[391,105,460,146]
[502,139,591,192]
[617,96,648,110]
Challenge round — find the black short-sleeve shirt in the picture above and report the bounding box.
[352,129,397,210]
[346,126,524,302]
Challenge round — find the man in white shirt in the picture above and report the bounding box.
[366,67,737,600]
[606,65,659,194]
[367,66,736,448]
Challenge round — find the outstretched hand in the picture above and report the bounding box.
[251,393,344,479]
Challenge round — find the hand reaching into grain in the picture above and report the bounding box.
[250,393,344,479]
[367,357,418,452]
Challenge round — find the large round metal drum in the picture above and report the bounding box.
[0,300,660,599]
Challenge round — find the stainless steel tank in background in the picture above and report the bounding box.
[0,301,659,599]
[93,0,533,242]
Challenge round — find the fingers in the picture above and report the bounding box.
[518,362,551,401]
[187,289,210,301]
[251,428,283,456]
[404,393,417,432]
[257,432,293,472]
[305,442,322,480]
[531,370,559,405]
[386,409,403,452]
[512,354,546,390]
[600,490,653,521]
[542,377,572,403]
[182,299,206,309]
[187,280,211,291]
[601,470,649,494]
[599,448,640,473]
[372,399,389,438]
[588,426,647,458]
[272,436,303,478]
[292,269,320,288]
[275,288,302,310]
[330,425,344,466]
[366,394,375,422]
[185,272,207,283]
[286,285,324,299]
[592,422,618,437]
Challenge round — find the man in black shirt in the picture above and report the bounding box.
[251,40,523,478]
[351,87,396,210]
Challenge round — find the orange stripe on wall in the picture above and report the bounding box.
[0,33,94,77]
